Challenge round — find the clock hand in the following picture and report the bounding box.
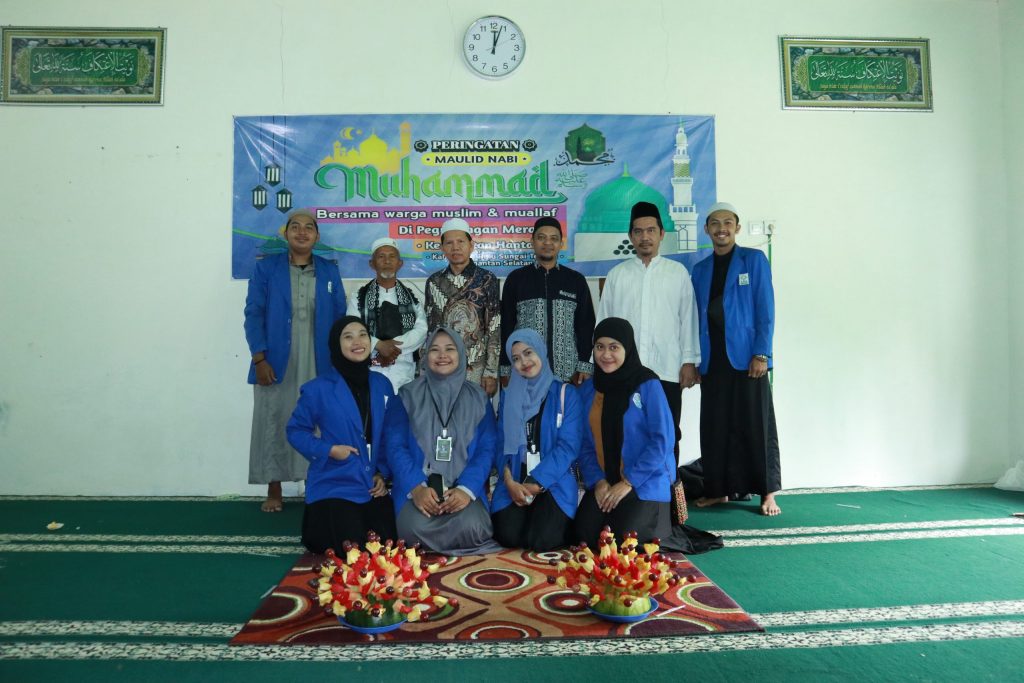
[490,30,499,54]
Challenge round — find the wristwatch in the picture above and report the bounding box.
[754,355,769,362]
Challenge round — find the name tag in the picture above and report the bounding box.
[526,448,541,475]
[435,435,453,462]
[739,273,750,286]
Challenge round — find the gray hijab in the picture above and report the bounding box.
[398,327,488,484]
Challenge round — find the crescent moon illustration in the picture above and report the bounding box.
[341,127,355,140]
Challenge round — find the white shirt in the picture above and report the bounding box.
[348,280,427,391]
[597,255,701,382]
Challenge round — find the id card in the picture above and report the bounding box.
[435,435,453,462]
[525,447,541,475]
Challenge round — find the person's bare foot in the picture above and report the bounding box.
[261,481,283,512]
[695,496,728,508]
[760,492,781,516]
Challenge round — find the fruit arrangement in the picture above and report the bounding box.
[549,527,689,617]
[315,532,458,628]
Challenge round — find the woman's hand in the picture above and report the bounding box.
[503,467,532,506]
[254,359,277,386]
[411,484,442,517]
[369,474,388,498]
[329,445,359,461]
[439,487,471,515]
[594,479,611,508]
[598,481,633,513]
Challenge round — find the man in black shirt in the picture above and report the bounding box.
[500,217,596,386]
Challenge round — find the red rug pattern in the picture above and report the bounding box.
[230,548,762,645]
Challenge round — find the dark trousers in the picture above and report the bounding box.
[572,489,670,549]
[301,495,398,554]
[660,380,682,457]
[491,491,572,551]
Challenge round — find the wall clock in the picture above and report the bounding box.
[462,16,525,79]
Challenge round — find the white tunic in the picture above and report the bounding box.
[348,281,427,391]
[596,255,701,382]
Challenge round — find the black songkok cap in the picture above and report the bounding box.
[629,201,663,230]
[532,217,563,236]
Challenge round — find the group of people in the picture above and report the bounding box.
[242,199,782,556]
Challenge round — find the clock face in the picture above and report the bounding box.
[463,16,525,79]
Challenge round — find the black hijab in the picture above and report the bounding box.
[592,317,659,482]
[328,315,373,435]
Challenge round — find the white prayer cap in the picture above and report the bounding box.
[370,237,400,255]
[706,202,739,222]
[440,217,473,240]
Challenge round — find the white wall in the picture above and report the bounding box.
[0,0,1015,495]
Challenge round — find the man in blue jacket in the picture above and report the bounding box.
[691,202,782,516]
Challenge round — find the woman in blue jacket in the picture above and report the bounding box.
[574,318,676,548]
[491,329,584,551]
[382,327,502,556]
[286,316,397,552]
[243,209,347,513]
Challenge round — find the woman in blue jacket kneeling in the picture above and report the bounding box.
[574,318,676,548]
[382,327,502,556]
[492,329,585,551]
[286,316,397,553]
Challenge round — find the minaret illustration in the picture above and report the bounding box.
[669,119,698,253]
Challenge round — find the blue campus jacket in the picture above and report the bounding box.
[492,380,585,519]
[243,252,347,384]
[576,378,676,503]
[285,373,396,504]
[691,246,775,375]
[379,389,500,516]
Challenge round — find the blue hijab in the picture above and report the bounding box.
[503,329,555,455]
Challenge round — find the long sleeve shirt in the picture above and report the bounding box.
[424,260,501,384]
[596,255,701,382]
[499,262,596,381]
[348,279,427,390]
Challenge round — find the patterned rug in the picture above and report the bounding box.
[230,548,762,645]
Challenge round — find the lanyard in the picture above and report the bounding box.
[426,384,466,437]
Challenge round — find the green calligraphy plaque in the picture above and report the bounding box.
[780,37,931,111]
[1,27,165,104]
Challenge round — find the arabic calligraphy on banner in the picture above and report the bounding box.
[232,114,717,280]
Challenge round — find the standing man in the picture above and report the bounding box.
[596,201,700,456]
[349,237,427,391]
[500,217,595,386]
[691,202,781,516]
[424,217,501,396]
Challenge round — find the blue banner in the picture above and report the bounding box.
[232,114,716,279]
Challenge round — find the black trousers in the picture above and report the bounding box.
[660,380,682,457]
[699,367,782,498]
[491,491,572,552]
[301,495,398,554]
[572,489,671,549]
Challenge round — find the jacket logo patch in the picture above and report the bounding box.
[738,273,750,286]
[632,393,642,409]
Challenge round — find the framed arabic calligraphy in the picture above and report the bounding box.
[779,37,932,111]
[1,27,165,104]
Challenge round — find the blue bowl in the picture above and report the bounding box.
[338,616,407,635]
[587,602,658,623]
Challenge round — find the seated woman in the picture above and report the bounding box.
[491,329,584,551]
[286,316,397,553]
[574,318,676,549]
[382,327,502,555]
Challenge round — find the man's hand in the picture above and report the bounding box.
[411,485,442,517]
[375,339,403,364]
[369,474,388,497]
[680,363,700,389]
[748,357,768,379]
[255,360,277,386]
[439,488,471,514]
[329,445,359,461]
[481,377,498,396]
[598,481,633,512]
[571,372,591,386]
[500,375,510,389]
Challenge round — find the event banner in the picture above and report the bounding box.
[232,114,716,280]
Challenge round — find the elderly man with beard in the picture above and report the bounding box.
[349,237,427,391]
[596,201,700,458]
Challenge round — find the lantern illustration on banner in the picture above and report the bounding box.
[252,185,268,210]
[265,164,281,186]
[276,188,293,213]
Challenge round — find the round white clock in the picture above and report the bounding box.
[462,16,525,79]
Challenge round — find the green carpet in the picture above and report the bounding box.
[2,485,1023,682]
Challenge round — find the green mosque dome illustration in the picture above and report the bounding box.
[576,165,675,234]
